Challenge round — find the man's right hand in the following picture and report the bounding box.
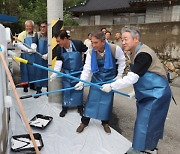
[50,73,57,82]
[27,49,36,53]
[74,81,84,90]
[42,53,48,60]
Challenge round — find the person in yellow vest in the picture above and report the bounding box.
[101,26,171,154]
[18,20,36,92]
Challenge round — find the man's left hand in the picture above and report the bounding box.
[42,53,48,60]
[27,49,36,53]
[101,83,112,93]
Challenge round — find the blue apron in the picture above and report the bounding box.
[84,57,117,121]
[34,38,48,87]
[131,70,171,151]
[61,41,83,107]
[20,37,35,82]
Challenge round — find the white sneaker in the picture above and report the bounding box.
[125,148,158,154]
[141,148,158,154]
[125,147,141,154]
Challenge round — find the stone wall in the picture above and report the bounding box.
[65,22,180,85]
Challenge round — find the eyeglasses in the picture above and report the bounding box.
[40,26,47,28]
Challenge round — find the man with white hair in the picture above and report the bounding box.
[18,20,36,92]
[101,26,171,154]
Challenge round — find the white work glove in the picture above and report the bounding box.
[50,73,57,82]
[42,53,48,60]
[12,41,17,46]
[27,48,36,53]
[128,90,135,100]
[28,43,37,53]
[49,60,62,81]
[101,83,112,93]
[31,43,37,50]
[74,81,84,90]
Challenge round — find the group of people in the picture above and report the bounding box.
[16,21,172,154]
[101,27,122,47]
[17,20,48,97]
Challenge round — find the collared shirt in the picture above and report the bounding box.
[80,45,126,81]
[64,42,73,52]
[18,31,36,42]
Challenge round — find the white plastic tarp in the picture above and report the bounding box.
[7,88,131,154]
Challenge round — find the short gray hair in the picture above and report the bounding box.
[25,20,34,26]
[91,31,105,41]
[121,26,141,41]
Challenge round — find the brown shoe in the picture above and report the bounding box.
[76,123,87,133]
[102,124,111,134]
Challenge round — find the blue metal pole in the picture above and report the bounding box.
[24,70,82,84]
[20,80,115,99]
[13,56,130,97]
[32,63,130,97]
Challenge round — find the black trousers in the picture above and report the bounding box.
[36,86,48,92]
[62,105,83,111]
[81,116,109,125]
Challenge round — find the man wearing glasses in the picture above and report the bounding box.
[31,21,48,97]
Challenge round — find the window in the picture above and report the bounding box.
[113,13,145,24]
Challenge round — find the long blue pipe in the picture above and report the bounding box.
[25,70,82,84]
[20,80,115,99]
[13,56,130,97]
[32,63,130,97]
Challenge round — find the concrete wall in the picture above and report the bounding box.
[77,5,180,26]
[146,6,163,23]
[100,14,114,25]
[66,22,180,79]
[146,5,180,23]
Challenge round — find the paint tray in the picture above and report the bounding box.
[29,114,53,129]
[11,133,44,152]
